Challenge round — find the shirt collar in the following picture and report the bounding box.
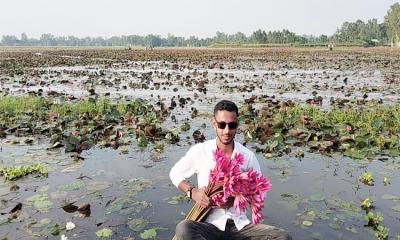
[213,138,237,159]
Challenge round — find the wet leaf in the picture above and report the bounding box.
[50,223,60,236]
[128,218,147,232]
[62,203,78,213]
[180,122,190,132]
[96,228,113,238]
[392,205,400,212]
[86,181,112,192]
[302,220,313,227]
[78,203,91,217]
[140,228,157,239]
[382,194,400,201]
[57,181,84,191]
[309,194,325,202]
[25,194,53,212]
[345,226,358,234]
[31,218,51,228]
[9,203,22,213]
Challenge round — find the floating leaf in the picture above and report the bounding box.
[25,194,53,212]
[128,218,147,232]
[140,228,157,239]
[31,218,51,228]
[96,228,113,238]
[86,181,112,192]
[345,226,358,234]
[309,193,325,202]
[382,194,400,201]
[302,220,313,227]
[392,205,400,212]
[50,223,60,236]
[62,203,78,213]
[57,181,85,191]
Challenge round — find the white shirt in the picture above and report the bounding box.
[169,139,262,231]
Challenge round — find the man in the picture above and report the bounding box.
[169,100,291,240]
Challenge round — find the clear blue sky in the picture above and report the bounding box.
[1,0,398,38]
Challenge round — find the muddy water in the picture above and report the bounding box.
[1,60,400,239]
[1,122,400,239]
[3,61,399,107]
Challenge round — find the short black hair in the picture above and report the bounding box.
[214,100,239,116]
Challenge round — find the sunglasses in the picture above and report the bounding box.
[215,120,238,130]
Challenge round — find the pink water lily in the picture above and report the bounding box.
[209,149,271,224]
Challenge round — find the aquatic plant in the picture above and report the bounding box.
[0,162,48,181]
[242,102,400,159]
[359,172,374,186]
[361,198,373,211]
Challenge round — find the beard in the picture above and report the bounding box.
[217,132,234,145]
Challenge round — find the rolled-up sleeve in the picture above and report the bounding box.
[169,146,198,188]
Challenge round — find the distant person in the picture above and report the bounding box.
[169,100,291,240]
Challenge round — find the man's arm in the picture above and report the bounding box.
[169,146,210,208]
[178,180,210,208]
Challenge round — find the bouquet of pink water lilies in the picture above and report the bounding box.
[209,149,272,224]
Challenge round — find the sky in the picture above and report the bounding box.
[1,0,398,39]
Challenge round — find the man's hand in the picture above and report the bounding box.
[219,196,234,209]
[191,187,210,208]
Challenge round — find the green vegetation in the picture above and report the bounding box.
[95,228,113,238]
[243,102,400,159]
[361,198,373,211]
[360,172,375,186]
[0,163,48,181]
[0,96,171,151]
[0,96,160,121]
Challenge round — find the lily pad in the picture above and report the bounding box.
[31,218,51,228]
[57,181,85,191]
[140,228,157,239]
[86,181,112,192]
[128,218,147,232]
[309,193,325,202]
[302,220,313,227]
[327,197,361,217]
[345,226,358,234]
[382,194,400,201]
[25,194,53,212]
[50,223,60,236]
[391,205,400,212]
[164,194,187,205]
[96,228,113,238]
[278,193,301,211]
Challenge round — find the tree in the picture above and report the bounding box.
[1,35,19,45]
[384,3,400,47]
[20,33,28,45]
[251,29,267,44]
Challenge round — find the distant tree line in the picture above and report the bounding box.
[1,3,399,47]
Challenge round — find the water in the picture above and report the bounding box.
[1,58,400,239]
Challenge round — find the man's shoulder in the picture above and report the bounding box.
[188,139,215,152]
[235,141,256,158]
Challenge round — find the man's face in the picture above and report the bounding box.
[212,110,238,146]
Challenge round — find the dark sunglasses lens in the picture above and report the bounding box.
[228,122,238,129]
[217,122,227,129]
[217,122,237,129]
